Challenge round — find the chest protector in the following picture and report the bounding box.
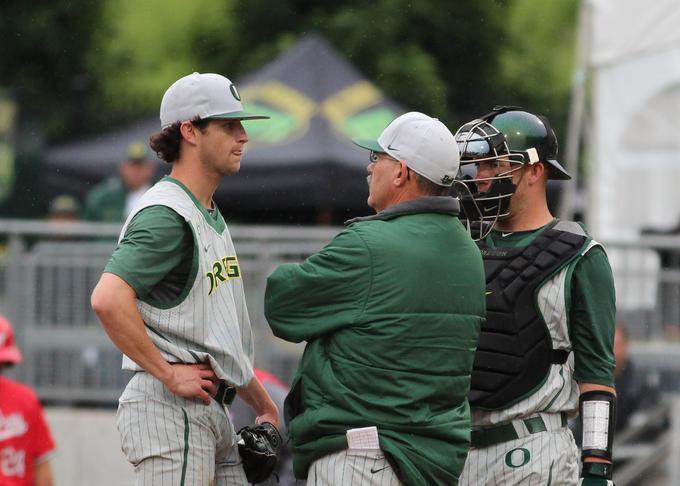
[469,220,588,409]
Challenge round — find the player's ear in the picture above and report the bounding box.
[180,121,199,145]
[528,161,547,185]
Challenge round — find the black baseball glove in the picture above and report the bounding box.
[237,422,282,484]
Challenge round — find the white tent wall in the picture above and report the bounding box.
[591,48,680,240]
[586,0,680,241]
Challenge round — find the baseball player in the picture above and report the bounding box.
[0,315,56,486]
[91,72,279,486]
[265,112,486,485]
[454,107,617,485]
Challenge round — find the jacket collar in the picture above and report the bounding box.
[345,196,460,225]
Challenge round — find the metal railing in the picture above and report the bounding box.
[613,396,679,485]
[0,219,339,403]
[605,234,680,339]
[4,221,680,400]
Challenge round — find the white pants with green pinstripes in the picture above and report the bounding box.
[116,372,248,486]
[307,449,402,486]
[459,426,579,486]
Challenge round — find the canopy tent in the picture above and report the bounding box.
[46,34,405,220]
[578,0,680,240]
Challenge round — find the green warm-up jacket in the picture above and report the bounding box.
[264,197,486,486]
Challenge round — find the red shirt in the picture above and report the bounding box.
[0,376,55,486]
[254,368,287,389]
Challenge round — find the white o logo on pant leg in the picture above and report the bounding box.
[505,448,530,468]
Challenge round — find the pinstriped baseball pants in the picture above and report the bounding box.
[116,372,248,486]
[307,449,402,486]
[459,428,579,486]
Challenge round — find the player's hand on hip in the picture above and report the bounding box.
[163,363,218,405]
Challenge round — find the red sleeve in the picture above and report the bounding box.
[30,398,56,462]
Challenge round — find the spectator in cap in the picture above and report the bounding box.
[82,141,156,222]
[47,195,80,223]
[0,315,56,486]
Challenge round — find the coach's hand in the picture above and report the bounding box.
[163,363,218,405]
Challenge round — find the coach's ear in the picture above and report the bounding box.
[393,160,410,187]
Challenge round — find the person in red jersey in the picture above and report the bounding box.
[0,315,56,486]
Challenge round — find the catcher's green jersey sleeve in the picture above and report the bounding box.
[569,246,616,387]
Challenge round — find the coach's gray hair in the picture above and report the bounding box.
[414,172,449,196]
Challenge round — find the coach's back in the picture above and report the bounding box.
[265,202,485,485]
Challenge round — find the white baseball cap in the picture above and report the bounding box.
[353,112,459,187]
[160,72,270,128]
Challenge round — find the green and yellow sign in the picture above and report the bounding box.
[241,81,395,146]
[0,95,17,204]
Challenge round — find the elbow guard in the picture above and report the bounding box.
[579,390,616,479]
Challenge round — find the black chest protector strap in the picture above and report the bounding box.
[469,220,588,409]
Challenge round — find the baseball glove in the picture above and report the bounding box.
[237,422,282,484]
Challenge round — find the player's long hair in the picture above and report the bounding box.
[149,117,210,163]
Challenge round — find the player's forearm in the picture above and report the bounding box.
[91,272,174,384]
[237,375,280,428]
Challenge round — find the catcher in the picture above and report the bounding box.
[454,107,617,485]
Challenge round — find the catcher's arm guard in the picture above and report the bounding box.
[578,390,616,485]
[237,422,282,484]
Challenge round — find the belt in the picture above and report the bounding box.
[214,381,237,406]
[471,412,568,448]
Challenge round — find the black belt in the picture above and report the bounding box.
[214,381,237,406]
[471,412,568,448]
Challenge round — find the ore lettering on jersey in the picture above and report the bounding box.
[206,256,241,295]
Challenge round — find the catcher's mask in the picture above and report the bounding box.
[453,106,570,240]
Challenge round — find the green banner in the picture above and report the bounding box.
[0,94,17,204]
